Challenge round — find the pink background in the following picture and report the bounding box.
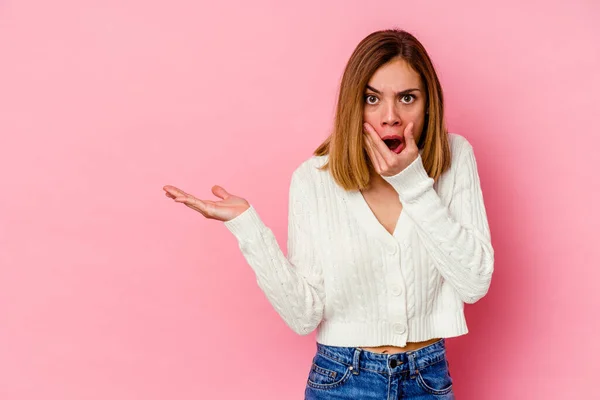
[1,0,598,398]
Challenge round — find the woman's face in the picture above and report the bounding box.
[363,57,427,152]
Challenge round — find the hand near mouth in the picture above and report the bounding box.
[362,121,420,177]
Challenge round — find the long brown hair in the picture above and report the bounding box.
[314,29,451,191]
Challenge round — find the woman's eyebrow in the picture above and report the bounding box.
[365,85,421,95]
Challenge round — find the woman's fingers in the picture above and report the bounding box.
[211,185,230,200]
[363,122,394,164]
[183,202,205,215]
[404,122,417,152]
[164,184,249,221]
[163,185,190,198]
[174,194,228,220]
[175,196,211,217]
[174,195,202,207]
[364,132,383,173]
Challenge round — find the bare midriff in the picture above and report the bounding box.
[359,338,441,354]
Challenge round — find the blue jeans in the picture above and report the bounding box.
[305,339,454,399]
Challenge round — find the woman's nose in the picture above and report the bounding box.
[382,103,401,126]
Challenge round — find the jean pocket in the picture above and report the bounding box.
[416,358,454,395]
[306,353,352,390]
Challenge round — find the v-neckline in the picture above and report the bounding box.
[338,148,425,244]
[345,188,406,244]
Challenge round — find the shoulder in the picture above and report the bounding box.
[447,132,481,173]
[434,133,478,188]
[447,132,474,158]
[291,154,329,179]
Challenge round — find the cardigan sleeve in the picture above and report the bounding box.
[382,142,494,304]
[223,167,325,334]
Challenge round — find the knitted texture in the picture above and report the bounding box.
[224,133,494,347]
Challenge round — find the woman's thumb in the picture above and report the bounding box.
[212,185,230,199]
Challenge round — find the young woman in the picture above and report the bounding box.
[164,29,494,399]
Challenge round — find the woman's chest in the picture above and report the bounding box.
[358,181,404,236]
[311,179,445,286]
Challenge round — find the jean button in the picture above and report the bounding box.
[389,359,398,368]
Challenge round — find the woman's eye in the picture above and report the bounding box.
[401,94,416,104]
[365,94,415,105]
[365,95,378,105]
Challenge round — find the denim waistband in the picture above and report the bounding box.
[315,339,447,375]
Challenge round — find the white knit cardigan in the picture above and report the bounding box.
[224,133,494,347]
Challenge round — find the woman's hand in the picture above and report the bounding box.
[363,121,419,177]
[163,185,250,222]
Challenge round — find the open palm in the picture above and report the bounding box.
[163,184,250,222]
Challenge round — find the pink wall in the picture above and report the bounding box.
[1,1,598,398]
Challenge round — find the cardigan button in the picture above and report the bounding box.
[393,323,406,334]
[391,285,402,296]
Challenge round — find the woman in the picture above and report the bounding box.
[163,29,494,399]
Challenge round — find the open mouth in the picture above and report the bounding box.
[383,138,403,153]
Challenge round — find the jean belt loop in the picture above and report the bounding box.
[407,352,418,376]
[351,348,361,375]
